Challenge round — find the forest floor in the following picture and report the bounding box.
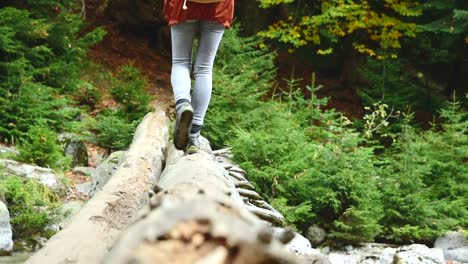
[83,0,175,115]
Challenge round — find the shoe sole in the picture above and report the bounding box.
[174,109,193,150]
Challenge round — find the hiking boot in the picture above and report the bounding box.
[186,131,201,154]
[173,102,193,150]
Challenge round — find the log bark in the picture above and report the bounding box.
[26,111,169,264]
[103,146,302,264]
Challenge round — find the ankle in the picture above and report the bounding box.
[175,99,190,112]
[191,124,202,135]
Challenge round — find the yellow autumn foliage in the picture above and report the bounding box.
[258,0,421,58]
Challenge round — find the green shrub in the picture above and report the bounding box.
[87,110,138,151]
[84,64,153,151]
[378,98,468,243]
[205,23,468,245]
[0,5,105,143]
[203,24,276,149]
[206,26,383,244]
[357,58,444,114]
[0,81,79,143]
[17,124,71,170]
[0,174,62,239]
[229,96,383,243]
[110,64,153,121]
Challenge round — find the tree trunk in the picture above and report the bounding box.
[339,38,360,91]
[103,145,303,264]
[26,111,169,264]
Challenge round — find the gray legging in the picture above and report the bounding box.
[170,20,225,126]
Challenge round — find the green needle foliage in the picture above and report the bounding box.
[207,24,467,245]
[208,26,383,243]
[0,2,105,167]
[86,64,154,151]
[0,174,62,239]
[17,124,72,171]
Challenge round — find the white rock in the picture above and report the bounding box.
[435,231,468,262]
[435,231,468,250]
[322,246,331,254]
[0,147,19,156]
[0,159,63,189]
[328,253,357,264]
[0,201,13,255]
[273,228,315,256]
[345,245,353,252]
[444,247,468,263]
[394,244,445,264]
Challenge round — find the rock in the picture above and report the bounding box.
[79,151,126,198]
[324,244,396,264]
[435,231,468,263]
[276,229,314,255]
[322,246,331,254]
[444,247,468,263]
[306,254,332,264]
[72,166,96,177]
[328,251,383,264]
[58,133,88,167]
[0,146,19,157]
[31,236,48,251]
[328,253,357,264]
[0,159,64,189]
[393,244,445,264]
[75,182,93,197]
[306,225,327,247]
[0,201,13,256]
[435,231,468,250]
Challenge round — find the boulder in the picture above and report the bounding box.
[0,201,13,256]
[0,159,64,190]
[0,146,19,157]
[75,151,126,198]
[327,244,395,264]
[306,225,327,247]
[58,133,88,167]
[444,247,468,263]
[273,228,319,258]
[393,244,445,264]
[435,231,468,263]
[435,231,468,250]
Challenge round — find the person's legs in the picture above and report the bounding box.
[186,21,224,154]
[170,22,197,150]
[191,21,225,128]
[171,21,197,104]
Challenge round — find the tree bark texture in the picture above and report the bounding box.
[26,111,169,264]
[103,145,303,264]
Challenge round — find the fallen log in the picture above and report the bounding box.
[26,111,169,264]
[103,145,302,263]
